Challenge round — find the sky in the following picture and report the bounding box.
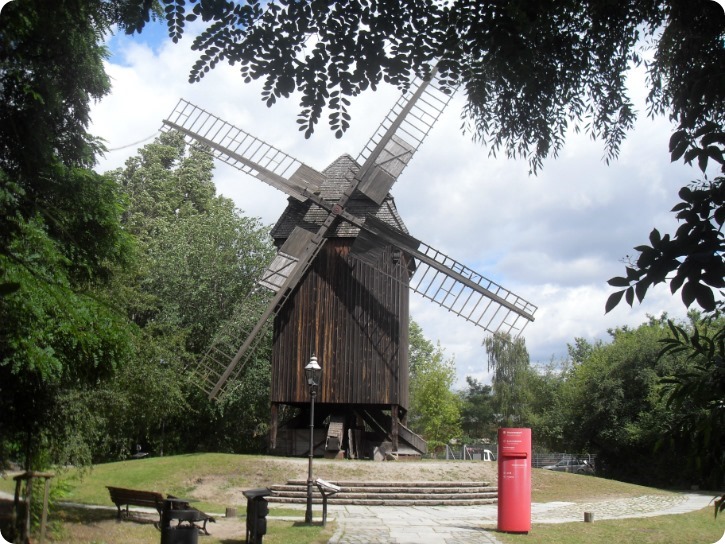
[88,17,706,388]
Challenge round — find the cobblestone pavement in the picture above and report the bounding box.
[324,493,715,544]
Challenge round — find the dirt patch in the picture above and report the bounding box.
[200,515,246,542]
[186,474,249,507]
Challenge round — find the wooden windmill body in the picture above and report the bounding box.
[161,67,537,458]
[268,155,419,456]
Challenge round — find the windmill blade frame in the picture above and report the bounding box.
[355,65,456,204]
[257,226,316,292]
[206,225,330,399]
[162,99,325,201]
[350,215,536,337]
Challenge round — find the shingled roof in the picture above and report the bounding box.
[269,154,409,240]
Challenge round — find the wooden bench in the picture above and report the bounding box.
[106,487,215,535]
[106,486,164,520]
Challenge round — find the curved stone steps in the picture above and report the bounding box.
[267,480,498,507]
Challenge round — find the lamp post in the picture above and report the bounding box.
[304,355,322,524]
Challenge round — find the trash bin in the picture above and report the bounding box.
[160,525,198,544]
[160,498,199,544]
[243,488,272,544]
[497,427,531,533]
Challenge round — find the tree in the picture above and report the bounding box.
[483,332,531,427]
[73,334,190,461]
[110,131,275,354]
[0,0,137,469]
[554,315,713,486]
[4,0,722,473]
[606,174,724,314]
[0,222,135,467]
[112,0,723,322]
[0,0,123,275]
[409,321,435,378]
[408,321,462,450]
[98,133,276,457]
[459,377,495,440]
[603,4,724,314]
[522,361,569,451]
[658,313,725,489]
[115,2,719,169]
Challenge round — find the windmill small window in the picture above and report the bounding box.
[161,65,537,458]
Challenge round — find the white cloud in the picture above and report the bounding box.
[90,26,701,389]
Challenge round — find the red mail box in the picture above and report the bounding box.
[497,427,531,533]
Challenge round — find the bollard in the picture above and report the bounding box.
[225,507,237,518]
[243,488,271,544]
[584,512,594,523]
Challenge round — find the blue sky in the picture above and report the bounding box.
[89,15,706,387]
[107,18,170,65]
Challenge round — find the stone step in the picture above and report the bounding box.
[284,480,491,488]
[270,490,497,500]
[267,480,498,507]
[268,496,498,506]
[270,485,497,495]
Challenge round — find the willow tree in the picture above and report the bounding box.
[484,332,531,428]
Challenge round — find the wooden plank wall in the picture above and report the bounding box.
[271,239,410,409]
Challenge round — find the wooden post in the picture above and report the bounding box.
[269,403,278,450]
[391,405,399,452]
[12,471,55,544]
[13,475,21,542]
[40,476,51,543]
[23,476,32,542]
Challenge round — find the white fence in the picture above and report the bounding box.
[439,445,597,469]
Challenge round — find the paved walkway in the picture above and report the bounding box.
[322,493,716,544]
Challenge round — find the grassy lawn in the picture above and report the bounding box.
[530,468,674,503]
[2,453,723,543]
[519,470,724,543]
[58,453,283,513]
[493,507,725,544]
[1,454,334,543]
[45,505,335,544]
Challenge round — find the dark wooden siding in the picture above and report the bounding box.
[271,238,410,410]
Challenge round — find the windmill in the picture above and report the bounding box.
[161,67,537,458]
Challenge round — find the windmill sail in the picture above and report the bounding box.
[193,288,273,398]
[162,99,324,201]
[258,227,316,292]
[351,215,536,337]
[205,226,328,399]
[409,242,536,337]
[355,67,455,204]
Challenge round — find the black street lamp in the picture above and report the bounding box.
[304,355,322,524]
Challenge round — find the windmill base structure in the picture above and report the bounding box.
[161,64,537,462]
